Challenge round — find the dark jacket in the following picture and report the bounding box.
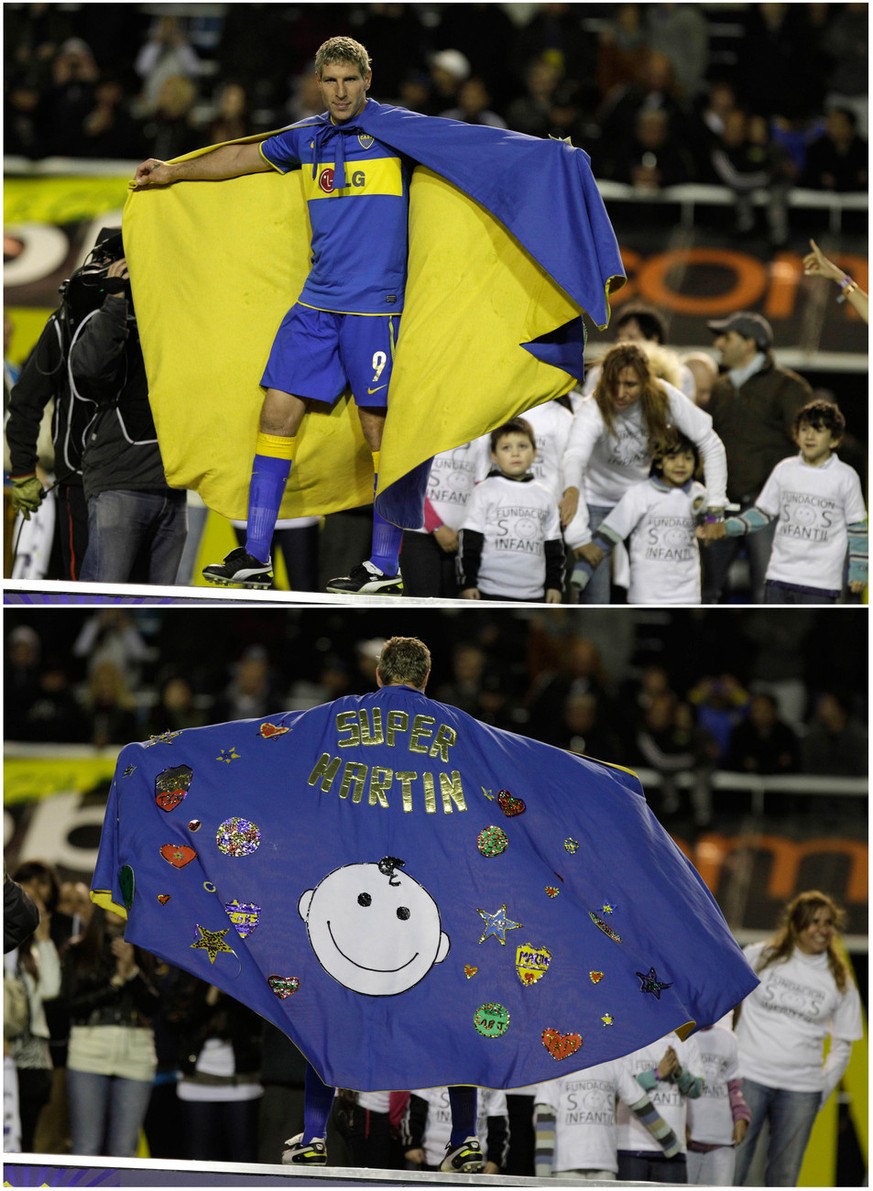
[3,873,40,953]
[61,938,160,1028]
[5,310,91,487]
[69,296,169,501]
[166,973,264,1082]
[706,359,812,503]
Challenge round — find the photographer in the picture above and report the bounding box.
[71,234,187,583]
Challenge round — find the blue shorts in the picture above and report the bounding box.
[261,305,399,409]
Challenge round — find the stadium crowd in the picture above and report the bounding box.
[5,2,868,206]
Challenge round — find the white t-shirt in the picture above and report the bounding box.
[734,942,863,1093]
[521,396,578,500]
[599,477,707,604]
[358,1090,391,1113]
[616,1032,702,1154]
[461,473,562,600]
[410,436,491,534]
[410,1086,508,1169]
[534,1057,656,1174]
[755,453,867,592]
[685,1024,742,1146]
[562,381,727,521]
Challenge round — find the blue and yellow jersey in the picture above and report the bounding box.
[260,103,409,315]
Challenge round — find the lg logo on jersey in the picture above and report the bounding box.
[318,168,367,193]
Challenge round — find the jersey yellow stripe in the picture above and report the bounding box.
[302,156,404,200]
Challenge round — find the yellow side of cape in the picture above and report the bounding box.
[124,144,582,523]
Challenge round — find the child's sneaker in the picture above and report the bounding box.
[439,1136,483,1173]
[281,1133,327,1165]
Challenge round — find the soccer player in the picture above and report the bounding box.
[134,36,408,595]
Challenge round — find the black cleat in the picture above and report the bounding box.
[325,560,403,595]
[202,547,273,589]
[439,1137,484,1173]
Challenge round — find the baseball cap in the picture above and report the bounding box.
[707,312,774,350]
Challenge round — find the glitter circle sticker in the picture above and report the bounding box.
[216,816,261,857]
[474,1002,510,1039]
[477,825,508,857]
[564,838,579,854]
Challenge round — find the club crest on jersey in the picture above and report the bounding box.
[358,133,374,149]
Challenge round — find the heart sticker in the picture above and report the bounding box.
[589,970,604,984]
[159,844,197,868]
[542,1028,583,1061]
[157,894,171,905]
[497,789,526,817]
[464,965,478,979]
[259,722,290,738]
[268,975,300,999]
[154,765,193,812]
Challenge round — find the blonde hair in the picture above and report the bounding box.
[757,890,851,994]
[315,36,371,78]
[593,342,671,451]
[376,637,431,689]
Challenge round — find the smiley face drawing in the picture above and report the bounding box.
[298,857,450,996]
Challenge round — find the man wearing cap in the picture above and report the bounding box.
[700,311,812,602]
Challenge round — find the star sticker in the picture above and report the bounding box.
[477,904,522,945]
[145,730,183,747]
[190,923,234,964]
[601,902,616,915]
[601,1013,614,1026]
[636,967,673,999]
[217,747,240,764]
[481,786,495,801]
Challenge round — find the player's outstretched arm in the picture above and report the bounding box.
[133,141,271,188]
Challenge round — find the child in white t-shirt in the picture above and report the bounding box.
[459,418,564,603]
[685,1023,750,1185]
[700,400,867,603]
[403,1086,508,1174]
[570,431,707,603]
[533,1058,681,1180]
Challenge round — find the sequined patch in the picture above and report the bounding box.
[145,730,182,747]
[217,747,240,764]
[589,970,604,984]
[216,817,261,857]
[497,789,526,817]
[203,882,216,893]
[477,826,508,857]
[516,943,552,986]
[259,722,290,738]
[564,838,579,854]
[477,903,522,945]
[123,765,136,777]
[160,844,196,868]
[601,902,616,915]
[268,975,300,999]
[188,819,202,832]
[601,1013,614,1026]
[636,967,672,999]
[225,899,261,939]
[542,1027,583,1060]
[464,965,479,979]
[545,886,560,898]
[589,911,622,942]
[157,894,171,905]
[473,1002,510,1038]
[154,765,193,812]
[190,923,234,963]
[119,865,134,909]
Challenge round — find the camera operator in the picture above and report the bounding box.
[6,281,93,581]
[72,244,187,584]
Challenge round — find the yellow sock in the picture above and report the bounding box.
[256,432,297,461]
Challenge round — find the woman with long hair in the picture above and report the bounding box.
[61,905,159,1156]
[733,890,862,1186]
[560,341,727,603]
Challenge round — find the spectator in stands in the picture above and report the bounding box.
[4,70,46,158]
[801,107,868,192]
[146,675,209,735]
[687,673,749,764]
[141,74,202,160]
[700,312,812,603]
[597,50,693,164]
[801,692,868,777]
[504,56,563,137]
[421,49,469,116]
[134,15,200,116]
[440,75,506,128]
[206,81,250,145]
[513,3,598,120]
[644,3,709,103]
[726,692,801,775]
[73,610,151,688]
[628,691,716,821]
[821,3,869,137]
[708,109,793,245]
[595,4,648,102]
[436,3,517,112]
[524,636,614,747]
[212,645,285,722]
[80,73,145,159]
[16,656,89,743]
[605,106,695,190]
[681,351,719,406]
[558,689,628,761]
[82,660,140,749]
[5,624,43,740]
[40,37,100,156]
